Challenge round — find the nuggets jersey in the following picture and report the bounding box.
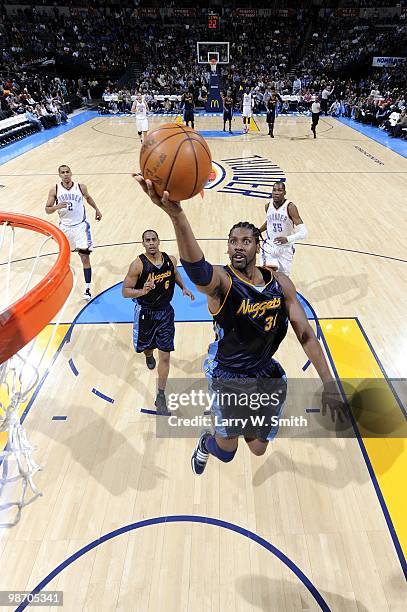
[135,252,175,309]
[207,266,288,372]
[266,199,294,242]
[135,101,147,119]
[55,182,86,226]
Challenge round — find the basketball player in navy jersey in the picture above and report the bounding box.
[134,176,343,474]
[182,92,195,129]
[122,229,195,413]
[221,92,233,133]
[45,165,102,300]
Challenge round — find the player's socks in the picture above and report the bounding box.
[191,432,237,475]
[83,268,92,300]
[84,267,92,285]
[145,354,156,370]
[205,435,236,463]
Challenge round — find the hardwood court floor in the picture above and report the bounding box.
[0,114,406,611]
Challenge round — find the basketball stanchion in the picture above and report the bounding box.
[0,212,75,527]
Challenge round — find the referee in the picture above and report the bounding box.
[311,97,321,139]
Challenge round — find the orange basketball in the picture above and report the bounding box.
[139,123,212,201]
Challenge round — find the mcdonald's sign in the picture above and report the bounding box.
[210,99,220,108]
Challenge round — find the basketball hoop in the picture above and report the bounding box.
[210,58,218,73]
[0,212,74,526]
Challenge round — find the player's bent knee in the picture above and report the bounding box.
[158,350,170,363]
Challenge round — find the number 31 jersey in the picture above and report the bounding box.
[208,266,288,373]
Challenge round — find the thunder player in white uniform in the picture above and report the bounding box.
[259,182,308,276]
[45,165,102,300]
[242,89,253,133]
[131,92,149,143]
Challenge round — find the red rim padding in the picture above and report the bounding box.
[0,212,73,365]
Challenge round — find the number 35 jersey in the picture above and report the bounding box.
[207,266,288,373]
[265,199,294,243]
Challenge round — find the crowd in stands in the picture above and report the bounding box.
[1,2,406,142]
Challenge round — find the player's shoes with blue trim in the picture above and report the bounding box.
[191,431,210,475]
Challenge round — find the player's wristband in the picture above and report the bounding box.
[180,256,213,286]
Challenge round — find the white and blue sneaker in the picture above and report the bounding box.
[191,431,211,475]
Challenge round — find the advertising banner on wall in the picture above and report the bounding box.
[372,56,406,67]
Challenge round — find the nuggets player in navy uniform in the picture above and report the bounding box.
[134,177,343,474]
[122,230,194,413]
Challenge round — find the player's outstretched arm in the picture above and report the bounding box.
[277,272,344,421]
[277,272,332,382]
[133,175,230,310]
[170,255,195,301]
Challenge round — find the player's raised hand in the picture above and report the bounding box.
[133,174,183,217]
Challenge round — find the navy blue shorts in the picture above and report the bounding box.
[204,359,287,440]
[133,303,175,353]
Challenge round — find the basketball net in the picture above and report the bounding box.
[210,59,218,74]
[0,218,75,527]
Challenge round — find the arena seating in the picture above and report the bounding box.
[0,114,39,148]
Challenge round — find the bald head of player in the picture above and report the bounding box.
[227,222,261,273]
[58,165,72,187]
[272,181,286,208]
[142,229,160,257]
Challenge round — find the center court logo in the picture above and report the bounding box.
[204,161,226,190]
[204,155,286,198]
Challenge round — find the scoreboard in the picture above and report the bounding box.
[208,12,220,29]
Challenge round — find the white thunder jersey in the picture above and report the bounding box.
[266,199,294,243]
[242,93,252,112]
[135,101,147,119]
[56,182,86,226]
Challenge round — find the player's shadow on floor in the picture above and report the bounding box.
[170,353,207,376]
[236,574,369,611]
[252,433,403,489]
[297,273,369,305]
[31,405,167,495]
